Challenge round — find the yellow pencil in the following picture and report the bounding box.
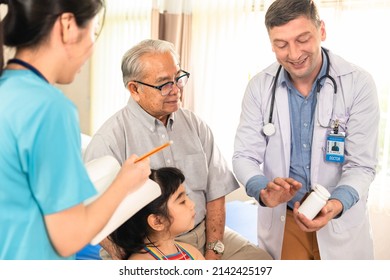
[134,140,173,163]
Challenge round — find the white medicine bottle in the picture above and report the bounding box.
[298,184,331,220]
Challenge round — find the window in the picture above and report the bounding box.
[90,0,152,132]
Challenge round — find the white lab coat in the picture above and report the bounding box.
[233,50,379,259]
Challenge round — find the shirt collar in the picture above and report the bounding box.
[281,48,329,93]
[127,97,175,132]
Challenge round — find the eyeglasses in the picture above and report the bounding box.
[133,70,190,96]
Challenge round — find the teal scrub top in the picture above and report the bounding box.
[0,70,97,259]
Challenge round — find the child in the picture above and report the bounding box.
[109,167,204,260]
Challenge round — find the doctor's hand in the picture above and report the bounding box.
[260,177,302,208]
[292,199,343,232]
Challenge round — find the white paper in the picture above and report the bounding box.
[84,156,161,245]
[84,156,121,205]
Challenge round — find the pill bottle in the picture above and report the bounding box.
[298,184,330,220]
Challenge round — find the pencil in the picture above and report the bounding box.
[134,140,173,163]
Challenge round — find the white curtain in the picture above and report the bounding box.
[191,0,274,164]
[90,0,152,134]
[151,0,194,108]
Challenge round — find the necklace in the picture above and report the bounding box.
[7,58,49,83]
[146,236,187,260]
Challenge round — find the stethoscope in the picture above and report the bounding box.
[262,48,338,137]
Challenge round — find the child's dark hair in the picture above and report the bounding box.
[109,167,185,260]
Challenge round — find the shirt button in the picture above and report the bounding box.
[280,216,286,222]
[303,144,307,148]
[167,159,171,164]
[304,123,308,127]
[306,165,310,169]
[161,134,166,138]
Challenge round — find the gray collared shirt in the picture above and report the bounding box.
[84,97,239,226]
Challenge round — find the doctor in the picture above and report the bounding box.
[233,0,379,260]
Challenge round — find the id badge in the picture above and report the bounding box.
[326,132,345,163]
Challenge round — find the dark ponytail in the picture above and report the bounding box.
[0,0,9,74]
[4,0,104,48]
[0,0,105,75]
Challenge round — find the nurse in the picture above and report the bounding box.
[0,0,150,259]
[233,0,379,260]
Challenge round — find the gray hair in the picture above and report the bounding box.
[121,39,180,87]
[265,0,321,32]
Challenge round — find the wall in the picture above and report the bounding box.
[57,61,92,135]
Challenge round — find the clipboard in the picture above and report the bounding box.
[84,155,161,245]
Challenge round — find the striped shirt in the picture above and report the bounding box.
[143,243,194,260]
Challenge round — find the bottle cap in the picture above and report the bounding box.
[313,184,331,200]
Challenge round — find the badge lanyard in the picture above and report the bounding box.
[7,58,49,83]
